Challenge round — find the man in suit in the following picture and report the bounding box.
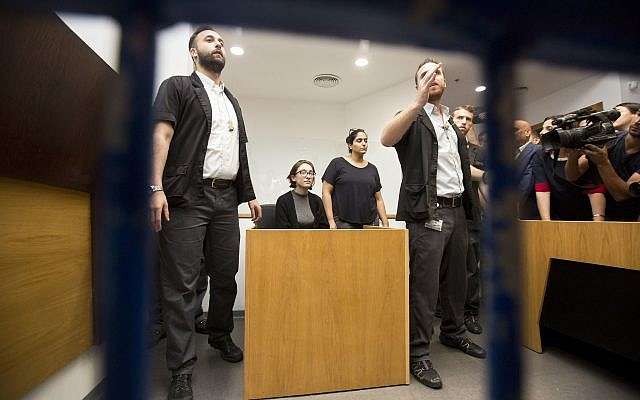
[381,58,486,391]
[514,120,540,219]
[149,26,262,400]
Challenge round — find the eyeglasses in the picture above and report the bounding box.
[296,170,316,177]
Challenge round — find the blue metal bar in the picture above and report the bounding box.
[98,6,156,400]
[483,35,522,399]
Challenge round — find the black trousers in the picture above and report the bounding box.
[149,259,208,328]
[407,206,468,361]
[465,230,481,316]
[158,185,240,375]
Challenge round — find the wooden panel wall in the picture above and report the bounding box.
[245,229,409,400]
[0,11,119,397]
[0,178,93,400]
[0,12,118,192]
[520,220,640,353]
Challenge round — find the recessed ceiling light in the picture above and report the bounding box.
[475,85,486,93]
[230,46,245,56]
[355,57,369,67]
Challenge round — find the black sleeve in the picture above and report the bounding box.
[322,158,339,185]
[153,78,180,125]
[373,165,382,192]
[311,194,329,228]
[275,194,293,228]
[532,151,547,185]
[237,141,256,203]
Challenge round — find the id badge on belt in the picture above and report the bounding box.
[424,219,443,232]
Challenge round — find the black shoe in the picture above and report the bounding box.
[195,313,208,335]
[147,325,166,348]
[464,314,483,335]
[410,359,442,389]
[208,335,243,363]
[168,374,193,400]
[439,333,486,358]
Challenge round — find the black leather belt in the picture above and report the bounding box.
[436,195,462,208]
[203,178,235,189]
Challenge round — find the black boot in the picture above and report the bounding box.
[208,334,243,363]
[168,374,193,400]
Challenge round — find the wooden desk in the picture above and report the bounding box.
[520,221,640,353]
[244,229,409,399]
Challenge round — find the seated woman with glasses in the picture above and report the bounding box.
[275,160,329,229]
[322,128,389,229]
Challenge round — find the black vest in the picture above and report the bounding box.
[394,108,481,227]
[153,72,255,208]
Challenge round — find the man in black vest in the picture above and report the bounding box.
[381,58,485,390]
[150,26,262,400]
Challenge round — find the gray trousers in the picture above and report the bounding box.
[407,206,468,361]
[158,185,240,375]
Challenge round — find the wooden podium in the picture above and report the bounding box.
[520,220,640,353]
[244,229,409,399]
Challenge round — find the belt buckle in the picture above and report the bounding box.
[210,178,223,188]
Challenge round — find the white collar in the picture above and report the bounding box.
[196,71,225,94]
[424,102,450,118]
[518,141,530,153]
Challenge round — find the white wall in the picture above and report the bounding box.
[154,23,194,93]
[344,79,416,214]
[56,13,121,72]
[240,97,347,207]
[619,74,640,104]
[22,346,103,400]
[519,73,623,123]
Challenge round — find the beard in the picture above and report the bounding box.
[198,50,225,73]
[428,86,444,101]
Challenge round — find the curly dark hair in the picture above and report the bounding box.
[288,160,316,188]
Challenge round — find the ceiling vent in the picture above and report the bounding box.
[313,74,341,88]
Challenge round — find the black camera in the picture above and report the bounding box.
[540,108,620,150]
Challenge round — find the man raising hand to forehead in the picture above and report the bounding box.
[382,59,485,391]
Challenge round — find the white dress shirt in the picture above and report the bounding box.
[196,71,240,180]
[424,103,464,197]
[516,141,530,160]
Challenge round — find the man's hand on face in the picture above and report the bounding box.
[415,63,442,108]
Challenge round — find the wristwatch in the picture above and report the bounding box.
[149,185,163,194]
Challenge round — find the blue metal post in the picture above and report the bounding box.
[99,5,156,400]
[483,35,523,399]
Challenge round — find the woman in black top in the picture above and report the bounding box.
[275,160,329,228]
[322,129,389,229]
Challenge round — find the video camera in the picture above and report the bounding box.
[540,108,620,150]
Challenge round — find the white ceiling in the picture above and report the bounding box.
[215,26,597,107]
[56,16,599,109]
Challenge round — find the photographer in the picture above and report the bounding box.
[565,120,640,221]
[533,116,606,221]
[613,102,640,132]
